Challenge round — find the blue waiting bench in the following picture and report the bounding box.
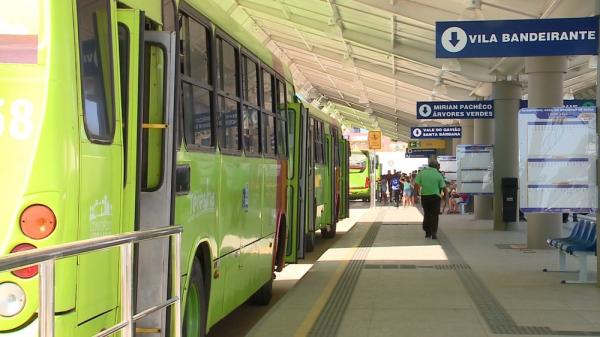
[544,216,597,284]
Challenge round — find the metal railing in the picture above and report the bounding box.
[0,226,183,337]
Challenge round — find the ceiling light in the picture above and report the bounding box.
[358,94,369,104]
[563,89,575,100]
[459,0,484,20]
[432,78,448,96]
[588,55,597,69]
[441,58,462,72]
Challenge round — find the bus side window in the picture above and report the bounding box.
[216,36,240,151]
[180,14,213,149]
[76,0,115,144]
[242,55,260,154]
[276,79,287,158]
[261,69,276,155]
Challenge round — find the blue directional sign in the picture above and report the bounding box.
[519,99,596,109]
[411,126,462,139]
[405,149,436,158]
[436,17,599,58]
[417,100,494,120]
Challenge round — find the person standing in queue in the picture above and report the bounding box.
[414,158,447,239]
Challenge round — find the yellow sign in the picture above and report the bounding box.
[368,131,382,150]
[412,139,446,149]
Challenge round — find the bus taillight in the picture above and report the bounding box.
[19,205,56,240]
[365,177,370,188]
[10,244,38,279]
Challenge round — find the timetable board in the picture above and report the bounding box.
[518,107,598,213]
[456,145,494,194]
[438,156,457,181]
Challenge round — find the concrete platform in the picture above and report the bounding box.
[246,206,600,337]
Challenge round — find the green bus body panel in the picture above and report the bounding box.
[0,0,80,331]
[119,0,162,24]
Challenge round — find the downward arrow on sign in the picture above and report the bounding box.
[449,31,460,47]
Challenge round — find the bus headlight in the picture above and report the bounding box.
[0,282,26,317]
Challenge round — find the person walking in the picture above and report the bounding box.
[390,173,401,207]
[402,178,413,207]
[380,175,388,205]
[414,158,447,239]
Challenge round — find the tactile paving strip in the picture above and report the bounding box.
[439,232,600,336]
[307,221,381,337]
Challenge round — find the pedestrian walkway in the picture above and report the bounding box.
[247,206,600,337]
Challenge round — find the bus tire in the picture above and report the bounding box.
[305,231,315,252]
[183,259,207,337]
[250,280,273,306]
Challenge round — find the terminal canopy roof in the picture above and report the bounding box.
[211,0,596,141]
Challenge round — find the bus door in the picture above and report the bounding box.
[284,104,308,263]
[118,10,177,336]
[306,117,316,249]
[297,106,309,258]
[76,0,125,324]
[339,139,349,219]
[325,136,335,227]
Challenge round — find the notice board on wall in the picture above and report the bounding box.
[519,107,597,213]
[438,156,457,181]
[456,145,494,195]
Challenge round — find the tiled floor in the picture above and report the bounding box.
[246,206,600,337]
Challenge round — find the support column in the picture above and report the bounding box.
[459,120,474,144]
[451,138,459,156]
[525,56,566,249]
[459,120,474,213]
[474,118,494,219]
[492,81,521,231]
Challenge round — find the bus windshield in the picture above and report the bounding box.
[349,153,367,173]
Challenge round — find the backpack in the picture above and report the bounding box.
[391,177,400,190]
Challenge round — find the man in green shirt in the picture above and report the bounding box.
[414,158,447,239]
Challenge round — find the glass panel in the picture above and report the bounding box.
[218,38,237,97]
[243,105,260,153]
[182,83,212,147]
[187,18,209,83]
[277,80,285,117]
[243,56,258,106]
[218,96,239,150]
[262,70,273,112]
[263,113,276,154]
[77,0,114,142]
[277,118,287,157]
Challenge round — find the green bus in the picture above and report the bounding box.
[348,150,380,202]
[285,102,349,261]
[0,0,350,336]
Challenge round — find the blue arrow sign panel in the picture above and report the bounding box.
[417,100,494,119]
[436,17,599,58]
[411,126,462,139]
[405,149,437,158]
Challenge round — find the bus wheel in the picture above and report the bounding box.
[305,231,315,252]
[250,280,273,306]
[183,259,207,337]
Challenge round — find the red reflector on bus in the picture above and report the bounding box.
[20,205,56,240]
[11,244,38,279]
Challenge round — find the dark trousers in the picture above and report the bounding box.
[421,194,441,236]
